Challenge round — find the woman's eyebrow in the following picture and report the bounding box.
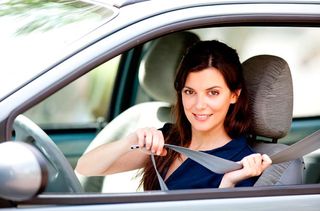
[183,86,194,90]
[183,85,222,90]
[206,86,222,90]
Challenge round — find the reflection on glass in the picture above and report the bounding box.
[24,56,120,125]
[0,0,116,99]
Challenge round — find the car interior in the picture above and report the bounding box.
[77,29,312,193]
[21,26,320,194]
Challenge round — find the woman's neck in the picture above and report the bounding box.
[189,126,232,151]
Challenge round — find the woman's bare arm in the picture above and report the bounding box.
[75,128,166,176]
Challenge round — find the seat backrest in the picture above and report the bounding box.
[139,32,200,104]
[242,55,304,186]
[76,32,200,192]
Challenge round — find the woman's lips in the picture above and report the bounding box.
[193,113,213,121]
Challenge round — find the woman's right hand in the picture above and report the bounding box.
[128,127,167,156]
[76,127,167,176]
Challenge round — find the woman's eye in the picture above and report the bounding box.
[209,90,219,96]
[184,89,194,95]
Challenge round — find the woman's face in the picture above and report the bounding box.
[182,67,239,134]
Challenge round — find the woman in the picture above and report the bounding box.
[76,40,272,190]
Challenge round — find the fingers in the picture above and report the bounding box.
[261,154,272,170]
[155,130,167,156]
[135,127,166,156]
[221,153,272,187]
[240,153,272,177]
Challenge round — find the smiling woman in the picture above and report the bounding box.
[181,67,240,135]
[76,40,272,191]
[73,26,320,193]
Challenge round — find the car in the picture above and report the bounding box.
[0,0,320,210]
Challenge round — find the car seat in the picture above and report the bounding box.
[76,31,200,192]
[242,55,305,186]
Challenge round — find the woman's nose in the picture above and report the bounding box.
[195,95,207,109]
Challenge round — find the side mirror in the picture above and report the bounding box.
[0,142,48,201]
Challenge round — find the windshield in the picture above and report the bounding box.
[0,0,117,100]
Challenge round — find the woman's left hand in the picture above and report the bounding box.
[219,153,272,188]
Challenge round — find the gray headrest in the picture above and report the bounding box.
[242,55,293,139]
[138,32,200,104]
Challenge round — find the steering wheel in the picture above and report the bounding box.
[13,115,83,193]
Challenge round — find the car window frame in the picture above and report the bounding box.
[18,184,320,206]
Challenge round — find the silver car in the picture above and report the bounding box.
[0,0,320,210]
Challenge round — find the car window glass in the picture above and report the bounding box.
[24,56,120,126]
[0,0,116,99]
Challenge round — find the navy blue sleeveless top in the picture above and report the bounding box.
[160,124,258,190]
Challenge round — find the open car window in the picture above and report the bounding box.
[19,26,320,196]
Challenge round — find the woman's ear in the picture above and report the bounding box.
[230,89,241,104]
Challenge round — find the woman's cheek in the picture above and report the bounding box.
[182,96,194,110]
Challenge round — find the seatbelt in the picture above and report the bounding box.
[150,129,320,191]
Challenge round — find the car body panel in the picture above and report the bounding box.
[13,192,320,210]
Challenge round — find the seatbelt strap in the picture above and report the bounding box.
[162,144,242,174]
[150,152,168,191]
[151,129,320,191]
[270,129,320,164]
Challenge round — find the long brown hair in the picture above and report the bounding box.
[141,40,252,190]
